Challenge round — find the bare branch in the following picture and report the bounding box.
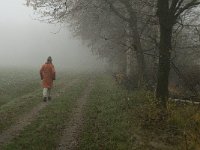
[175,0,200,18]
[103,0,130,22]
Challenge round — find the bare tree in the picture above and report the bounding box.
[156,0,200,108]
[26,0,157,88]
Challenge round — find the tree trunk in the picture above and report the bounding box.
[126,48,132,77]
[156,24,172,108]
[130,20,145,88]
[134,40,145,88]
[120,51,127,73]
[124,1,145,88]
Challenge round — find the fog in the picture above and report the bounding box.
[0,0,104,71]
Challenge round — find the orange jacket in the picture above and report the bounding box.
[40,63,56,88]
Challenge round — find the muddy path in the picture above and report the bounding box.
[0,79,79,147]
[57,80,93,150]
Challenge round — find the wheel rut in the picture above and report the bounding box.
[57,80,93,150]
[0,79,78,147]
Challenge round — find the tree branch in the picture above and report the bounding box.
[175,0,200,18]
[170,0,180,13]
[103,0,130,22]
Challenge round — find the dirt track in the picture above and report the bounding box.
[57,80,93,150]
[0,79,78,147]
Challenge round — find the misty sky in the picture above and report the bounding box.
[0,0,102,70]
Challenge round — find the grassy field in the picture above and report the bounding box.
[78,75,200,150]
[0,69,200,150]
[0,69,39,106]
[3,77,89,150]
[0,69,80,133]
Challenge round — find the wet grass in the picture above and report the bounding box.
[79,75,198,150]
[1,71,199,150]
[0,70,79,133]
[79,75,139,150]
[2,76,90,150]
[0,69,39,106]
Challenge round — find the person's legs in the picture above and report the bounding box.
[43,88,48,102]
[47,88,51,100]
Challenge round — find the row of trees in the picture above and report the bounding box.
[26,0,200,108]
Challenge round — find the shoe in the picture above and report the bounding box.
[43,97,47,102]
[48,97,51,101]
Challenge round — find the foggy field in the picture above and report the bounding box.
[0,69,39,106]
[0,69,199,150]
[1,0,200,149]
[0,69,77,133]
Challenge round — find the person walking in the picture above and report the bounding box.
[40,56,56,102]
